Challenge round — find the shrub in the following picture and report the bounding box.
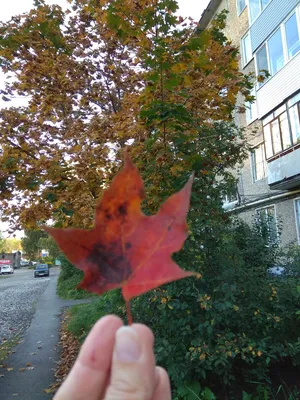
[65,219,300,398]
[57,255,93,299]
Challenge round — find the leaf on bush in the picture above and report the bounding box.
[45,152,195,322]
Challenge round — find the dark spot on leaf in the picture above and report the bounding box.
[87,242,131,286]
[168,226,171,231]
[105,213,112,220]
[118,203,127,217]
[125,242,132,249]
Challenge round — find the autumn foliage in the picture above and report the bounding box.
[0,0,252,231]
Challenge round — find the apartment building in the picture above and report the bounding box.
[199,0,300,246]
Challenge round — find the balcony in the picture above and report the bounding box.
[256,52,300,118]
[267,145,300,190]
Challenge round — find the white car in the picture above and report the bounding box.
[1,265,14,274]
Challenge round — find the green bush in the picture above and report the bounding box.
[65,220,300,398]
[57,255,95,299]
[128,220,300,398]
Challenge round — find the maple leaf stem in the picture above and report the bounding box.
[125,300,133,325]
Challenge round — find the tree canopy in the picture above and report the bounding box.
[0,0,252,231]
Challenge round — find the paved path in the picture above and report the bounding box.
[0,267,90,400]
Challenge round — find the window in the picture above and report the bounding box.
[268,29,284,75]
[252,144,267,181]
[222,187,238,209]
[256,206,278,244]
[249,0,271,23]
[256,44,269,86]
[295,199,300,243]
[242,33,252,66]
[288,93,300,144]
[263,92,300,158]
[249,0,261,22]
[245,87,257,124]
[237,0,247,15]
[255,9,300,81]
[285,13,300,58]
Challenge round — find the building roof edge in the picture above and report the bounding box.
[198,0,223,31]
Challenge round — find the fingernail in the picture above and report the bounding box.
[115,326,141,363]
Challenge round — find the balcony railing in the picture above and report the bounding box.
[267,145,300,190]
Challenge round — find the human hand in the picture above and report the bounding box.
[54,315,171,400]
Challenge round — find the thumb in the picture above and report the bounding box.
[104,325,156,400]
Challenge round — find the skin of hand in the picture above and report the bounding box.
[54,315,171,400]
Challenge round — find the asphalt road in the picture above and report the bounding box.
[0,268,50,343]
[0,267,89,400]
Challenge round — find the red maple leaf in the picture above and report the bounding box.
[45,152,195,323]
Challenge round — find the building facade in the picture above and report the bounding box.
[199,0,300,246]
[0,251,21,268]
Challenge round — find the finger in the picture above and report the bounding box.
[104,324,156,400]
[152,367,171,400]
[54,315,123,400]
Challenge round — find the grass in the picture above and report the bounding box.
[67,290,125,342]
[0,336,20,362]
[57,270,96,300]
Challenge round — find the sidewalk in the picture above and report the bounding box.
[0,268,91,400]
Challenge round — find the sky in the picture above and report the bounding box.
[0,0,210,238]
[0,0,210,22]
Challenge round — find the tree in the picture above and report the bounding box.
[0,231,6,253]
[38,236,60,260]
[1,237,22,253]
[0,0,253,231]
[21,229,47,260]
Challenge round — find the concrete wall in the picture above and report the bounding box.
[238,194,300,246]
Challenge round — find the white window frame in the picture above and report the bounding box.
[250,142,267,182]
[294,198,300,244]
[255,204,278,244]
[262,91,300,159]
[255,42,270,88]
[248,0,272,25]
[241,31,253,67]
[245,87,258,125]
[237,0,247,16]
[284,8,300,60]
[255,6,300,85]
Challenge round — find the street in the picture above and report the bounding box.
[0,267,89,400]
[0,268,50,344]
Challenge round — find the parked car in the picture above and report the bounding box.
[20,260,30,267]
[1,264,14,274]
[34,264,50,278]
[29,261,38,267]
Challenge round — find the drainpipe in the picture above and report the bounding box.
[230,188,300,213]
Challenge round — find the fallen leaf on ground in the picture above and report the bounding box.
[46,152,195,323]
[6,367,14,371]
[45,312,80,395]
[19,368,25,372]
